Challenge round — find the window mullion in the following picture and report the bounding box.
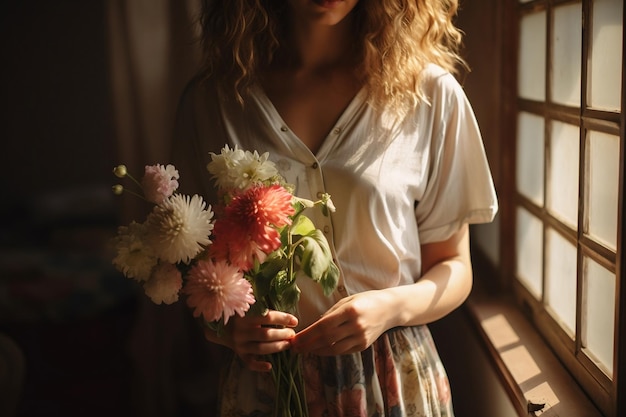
[577,0,591,372]
[613,3,626,414]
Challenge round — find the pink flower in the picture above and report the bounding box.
[143,262,183,305]
[142,164,179,204]
[183,258,255,324]
[210,185,295,270]
[210,222,269,271]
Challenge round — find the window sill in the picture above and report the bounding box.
[465,290,605,416]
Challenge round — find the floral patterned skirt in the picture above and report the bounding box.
[218,325,454,417]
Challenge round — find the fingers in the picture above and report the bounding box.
[232,328,294,356]
[225,310,298,372]
[290,315,347,354]
[290,298,374,356]
[244,310,299,328]
[292,326,365,356]
[270,310,299,328]
[290,302,352,351]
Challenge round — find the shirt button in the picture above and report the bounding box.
[280,126,288,132]
[337,285,346,294]
[323,225,330,233]
[333,127,342,134]
[311,162,319,169]
[316,191,324,198]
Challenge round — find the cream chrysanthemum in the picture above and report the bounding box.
[207,145,279,191]
[145,194,214,264]
[143,262,183,305]
[112,221,157,281]
[183,258,255,324]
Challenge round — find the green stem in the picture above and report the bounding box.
[269,350,309,417]
[124,171,143,188]
[118,187,148,201]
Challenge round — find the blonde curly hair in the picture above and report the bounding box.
[199,0,466,111]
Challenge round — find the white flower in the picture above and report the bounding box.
[112,221,157,281]
[143,262,183,305]
[207,145,279,191]
[145,193,214,264]
[142,164,180,204]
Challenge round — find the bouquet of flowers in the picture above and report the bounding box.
[111,145,339,417]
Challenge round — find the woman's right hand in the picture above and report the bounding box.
[205,310,298,372]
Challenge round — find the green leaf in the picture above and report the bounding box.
[252,271,273,299]
[247,300,269,317]
[320,262,340,296]
[290,215,316,237]
[259,254,288,279]
[273,280,301,314]
[252,254,288,299]
[298,229,333,281]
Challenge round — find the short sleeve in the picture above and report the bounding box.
[414,72,498,243]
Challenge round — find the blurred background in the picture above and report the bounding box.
[0,1,509,417]
[0,1,217,416]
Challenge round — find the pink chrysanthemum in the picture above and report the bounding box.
[142,164,180,204]
[210,185,295,270]
[183,258,255,324]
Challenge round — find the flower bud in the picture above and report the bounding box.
[322,194,336,212]
[112,184,124,195]
[113,165,127,178]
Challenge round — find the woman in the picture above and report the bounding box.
[173,0,498,415]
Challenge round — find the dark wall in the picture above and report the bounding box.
[1,1,115,198]
[0,0,118,248]
[0,3,135,416]
[457,0,507,186]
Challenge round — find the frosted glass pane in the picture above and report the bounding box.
[588,131,619,249]
[547,121,580,227]
[519,12,547,101]
[545,228,577,336]
[516,112,545,205]
[516,207,544,299]
[552,3,582,106]
[583,258,615,377]
[589,0,623,111]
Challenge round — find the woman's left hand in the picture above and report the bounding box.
[289,289,395,356]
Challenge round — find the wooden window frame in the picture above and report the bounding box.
[466,0,625,416]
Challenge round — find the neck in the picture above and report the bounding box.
[282,14,356,71]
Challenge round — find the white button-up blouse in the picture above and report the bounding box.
[173,64,498,328]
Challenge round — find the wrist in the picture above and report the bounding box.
[375,287,411,330]
[382,283,428,328]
